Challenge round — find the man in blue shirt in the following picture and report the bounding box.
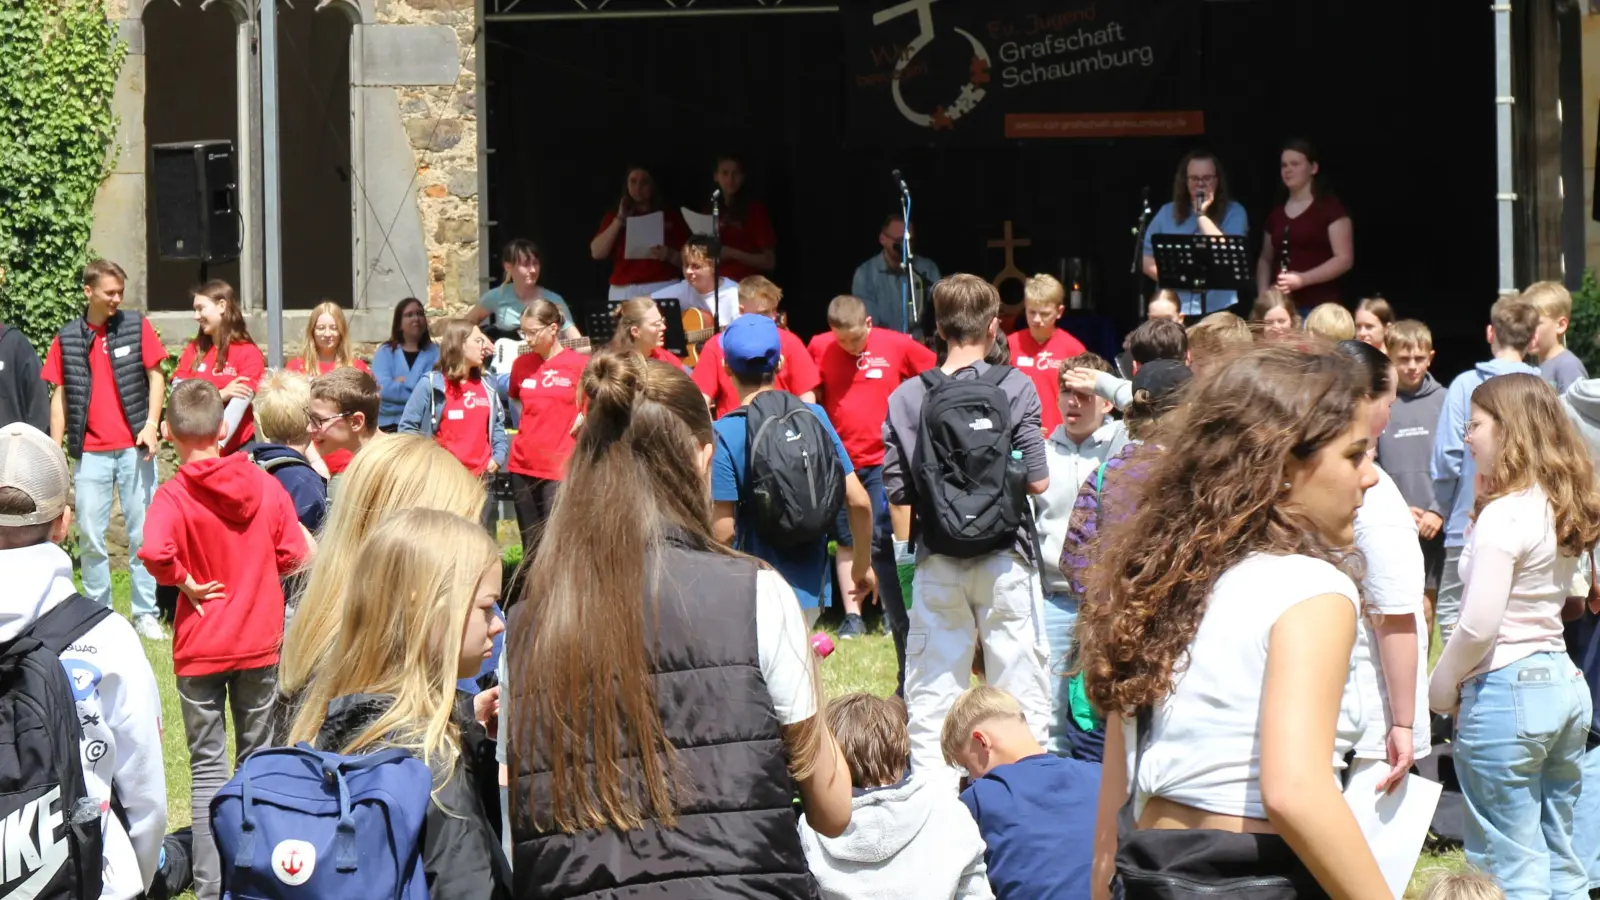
[852,212,941,337]
[711,314,878,622]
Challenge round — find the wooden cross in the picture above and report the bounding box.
[988,221,1031,314]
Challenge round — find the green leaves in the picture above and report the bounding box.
[1568,269,1600,376]
[0,0,125,352]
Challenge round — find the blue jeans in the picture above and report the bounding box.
[1577,745,1600,890]
[1043,591,1079,756]
[1455,651,1592,900]
[75,448,158,618]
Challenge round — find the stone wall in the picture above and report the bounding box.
[374,0,481,316]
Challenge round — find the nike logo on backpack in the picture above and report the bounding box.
[0,786,69,898]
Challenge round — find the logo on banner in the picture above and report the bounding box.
[871,0,990,131]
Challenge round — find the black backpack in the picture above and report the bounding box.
[914,365,1031,558]
[733,390,845,548]
[0,594,111,899]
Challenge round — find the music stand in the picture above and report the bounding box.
[585,308,617,349]
[1150,234,1252,313]
[598,297,687,356]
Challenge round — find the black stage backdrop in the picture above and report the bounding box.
[485,0,1495,379]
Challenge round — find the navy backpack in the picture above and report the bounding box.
[210,744,433,900]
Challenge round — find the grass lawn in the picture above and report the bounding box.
[108,573,1461,898]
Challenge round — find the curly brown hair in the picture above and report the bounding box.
[1077,342,1369,714]
[1470,373,1600,556]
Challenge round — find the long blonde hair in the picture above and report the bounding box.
[508,350,827,833]
[300,301,356,370]
[287,509,499,772]
[279,435,486,698]
[1470,373,1600,555]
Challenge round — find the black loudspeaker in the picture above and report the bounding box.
[152,139,240,263]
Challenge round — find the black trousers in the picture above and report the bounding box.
[508,474,560,607]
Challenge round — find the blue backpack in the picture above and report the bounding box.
[210,744,433,900]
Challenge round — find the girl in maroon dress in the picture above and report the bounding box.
[708,155,776,282]
[1257,138,1354,313]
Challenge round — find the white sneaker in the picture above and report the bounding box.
[132,614,166,642]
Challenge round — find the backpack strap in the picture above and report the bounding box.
[18,594,112,657]
[978,362,1013,387]
[257,454,311,475]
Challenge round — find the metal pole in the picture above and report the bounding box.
[1493,1,1517,296]
[261,0,285,365]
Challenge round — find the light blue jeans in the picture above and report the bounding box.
[1043,591,1079,756]
[1577,744,1600,890]
[75,448,158,618]
[1455,651,1592,900]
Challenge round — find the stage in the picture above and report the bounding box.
[484,0,1497,375]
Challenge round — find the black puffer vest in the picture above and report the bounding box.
[56,311,150,458]
[509,544,818,899]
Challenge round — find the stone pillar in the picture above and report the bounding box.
[361,0,479,317]
[90,8,149,309]
[1585,13,1600,273]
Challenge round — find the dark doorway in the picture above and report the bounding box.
[275,2,355,311]
[486,1,1496,379]
[143,1,240,313]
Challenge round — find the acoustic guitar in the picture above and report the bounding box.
[489,334,591,378]
[680,308,717,367]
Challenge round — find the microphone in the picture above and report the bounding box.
[892,169,908,194]
[711,188,722,203]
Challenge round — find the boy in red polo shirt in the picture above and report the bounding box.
[1007,274,1087,438]
[138,380,310,900]
[41,259,169,641]
[808,295,934,672]
[692,276,820,418]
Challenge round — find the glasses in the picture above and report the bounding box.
[1187,175,1218,185]
[305,409,352,431]
[519,324,555,341]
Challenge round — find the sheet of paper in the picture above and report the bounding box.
[681,207,716,237]
[1343,766,1443,900]
[622,211,664,260]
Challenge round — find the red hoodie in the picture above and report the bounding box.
[138,454,308,677]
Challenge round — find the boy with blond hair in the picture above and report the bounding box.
[137,380,311,900]
[244,369,327,531]
[1378,320,1448,624]
[1523,280,1589,393]
[1006,274,1087,438]
[798,693,992,899]
[942,686,1098,900]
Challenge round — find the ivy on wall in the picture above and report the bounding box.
[0,0,125,351]
[1566,269,1600,377]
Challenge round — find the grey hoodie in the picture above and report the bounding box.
[799,774,993,900]
[1378,372,1446,515]
[1562,378,1600,459]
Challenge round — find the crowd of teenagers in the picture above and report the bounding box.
[5,195,1600,900]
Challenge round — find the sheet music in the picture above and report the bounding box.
[1343,766,1443,900]
[682,207,716,237]
[623,211,665,260]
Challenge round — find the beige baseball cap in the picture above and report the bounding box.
[0,423,70,527]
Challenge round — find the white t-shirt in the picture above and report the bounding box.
[496,567,816,766]
[1125,553,1363,820]
[651,277,740,328]
[1348,466,1431,759]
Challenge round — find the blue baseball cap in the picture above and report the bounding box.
[722,313,782,377]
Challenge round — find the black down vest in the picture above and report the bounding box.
[56,311,151,459]
[509,544,818,900]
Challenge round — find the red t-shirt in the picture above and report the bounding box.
[647,346,685,368]
[1009,328,1089,436]
[41,317,168,453]
[808,329,935,467]
[508,349,587,481]
[286,357,371,376]
[692,328,822,419]
[1264,194,1350,310]
[715,200,777,284]
[436,376,494,475]
[596,209,688,287]
[174,340,266,454]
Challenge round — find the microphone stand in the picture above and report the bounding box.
[1129,187,1153,321]
[710,188,723,334]
[898,180,918,337]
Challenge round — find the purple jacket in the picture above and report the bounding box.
[1060,441,1160,597]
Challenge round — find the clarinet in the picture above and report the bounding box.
[1279,225,1290,277]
